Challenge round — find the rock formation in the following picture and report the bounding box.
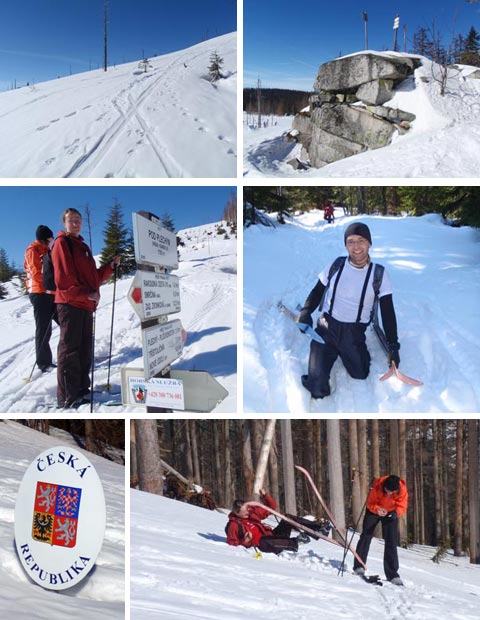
[288,52,422,169]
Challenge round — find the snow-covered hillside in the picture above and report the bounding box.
[0,421,125,619]
[131,490,480,620]
[244,55,480,178]
[0,33,236,178]
[244,212,480,413]
[0,222,236,413]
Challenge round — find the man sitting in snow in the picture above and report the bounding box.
[226,489,328,554]
[299,221,400,399]
[353,475,408,586]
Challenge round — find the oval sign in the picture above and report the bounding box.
[14,446,106,590]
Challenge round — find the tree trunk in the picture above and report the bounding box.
[454,419,464,556]
[349,420,362,527]
[371,419,380,479]
[280,420,296,514]
[85,420,95,453]
[390,419,399,474]
[327,419,346,541]
[224,420,234,508]
[189,420,201,484]
[468,420,480,563]
[398,419,407,544]
[130,419,138,487]
[242,420,255,498]
[253,420,276,495]
[268,430,280,501]
[358,419,369,506]
[432,420,442,544]
[213,422,224,507]
[183,421,193,480]
[135,420,163,495]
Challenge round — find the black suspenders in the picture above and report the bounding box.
[328,260,373,324]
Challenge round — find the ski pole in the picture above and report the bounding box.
[106,263,117,392]
[338,492,368,576]
[90,300,97,414]
[24,302,58,382]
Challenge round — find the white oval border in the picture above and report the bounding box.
[14,445,106,590]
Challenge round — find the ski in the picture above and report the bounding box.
[243,501,345,549]
[277,301,325,344]
[360,574,383,586]
[295,465,368,571]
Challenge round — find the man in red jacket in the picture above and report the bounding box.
[353,475,408,585]
[51,208,120,408]
[226,490,328,554]
[24,225,58,373]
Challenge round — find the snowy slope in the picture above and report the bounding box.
[0,222,236,413]
[243,55,480,178]
[131,491,480,620]
[0,420,124,619]
[0,33,236,178]
[244,212,480,413]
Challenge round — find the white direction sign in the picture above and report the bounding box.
[128,270,181,321]
[120,367,229,412]
[142,319,184,379]
[14,446,106,591]
[132,212,178,269]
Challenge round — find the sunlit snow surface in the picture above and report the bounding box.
[0,33,236,178]
[131,491,480,620]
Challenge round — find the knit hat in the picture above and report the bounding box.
[36,225,54,242]
[344,222,372,245]
[383,475,400,492]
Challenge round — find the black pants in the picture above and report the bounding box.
[258,515,322,554]
[29,293,58,369]
[57,304,93,407]
[353,509,400,580]
[304,314,370,398]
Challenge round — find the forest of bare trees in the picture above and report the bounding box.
[132,419,480,565]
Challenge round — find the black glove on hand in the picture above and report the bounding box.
[298,312,313,329]
[387,341,400,368]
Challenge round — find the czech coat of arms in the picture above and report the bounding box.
[32,482,82,548]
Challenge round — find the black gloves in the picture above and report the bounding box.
[298,311,313,329]
[387,341,400,368]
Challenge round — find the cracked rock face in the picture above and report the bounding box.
[291,52,419,169]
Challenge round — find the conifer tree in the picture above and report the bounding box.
[100,200,135,278]
[460,26,480,65]
[0,248,14,282]
[0,281,7,299]
[208,50,224,82]
[161,211,175,232]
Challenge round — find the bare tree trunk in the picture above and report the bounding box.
[454,419,464,556]
[213,422,224,507]
[224,420,234,508]
[242,420,255,498]
[268,430,280,501]
[251,420,264,470]
[468,420,480,563]
[135,420,163,495]
[280,420,296,514]
[398,419,407,544]
[432,420,442,544]
[327,419,346,541]
[390,419,399,474]
[183,421,193,480]
[349,420,361,526]
[189,420,201,483]
[253,420,276,495]
[85,420,95,453]
[130,419,138,487]
[419,421,426,545]
[358,419,369,505]
[371,419,380,480]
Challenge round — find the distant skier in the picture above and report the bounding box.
[226,489,328,554]
[323,203,335,223]
[24,225,58,373]
[299,222,400,399]
[353,475,408,586]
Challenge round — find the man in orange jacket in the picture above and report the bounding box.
[24,225,58,373]
[353,475,408,585]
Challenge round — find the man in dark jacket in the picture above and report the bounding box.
[299,222,400,399]
[226,490,329,554]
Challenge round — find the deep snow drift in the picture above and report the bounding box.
[0,420,125,619]
[243,54,480,178]
[0,33,236,178]
[130,490,480,620]
[0,222,236,413]
[244,212,480,413]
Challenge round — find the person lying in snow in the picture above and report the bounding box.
[226,489,330,554]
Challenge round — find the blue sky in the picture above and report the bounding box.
[0,0,236,91]
[0,186,236,267]
[244,0,480,90]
